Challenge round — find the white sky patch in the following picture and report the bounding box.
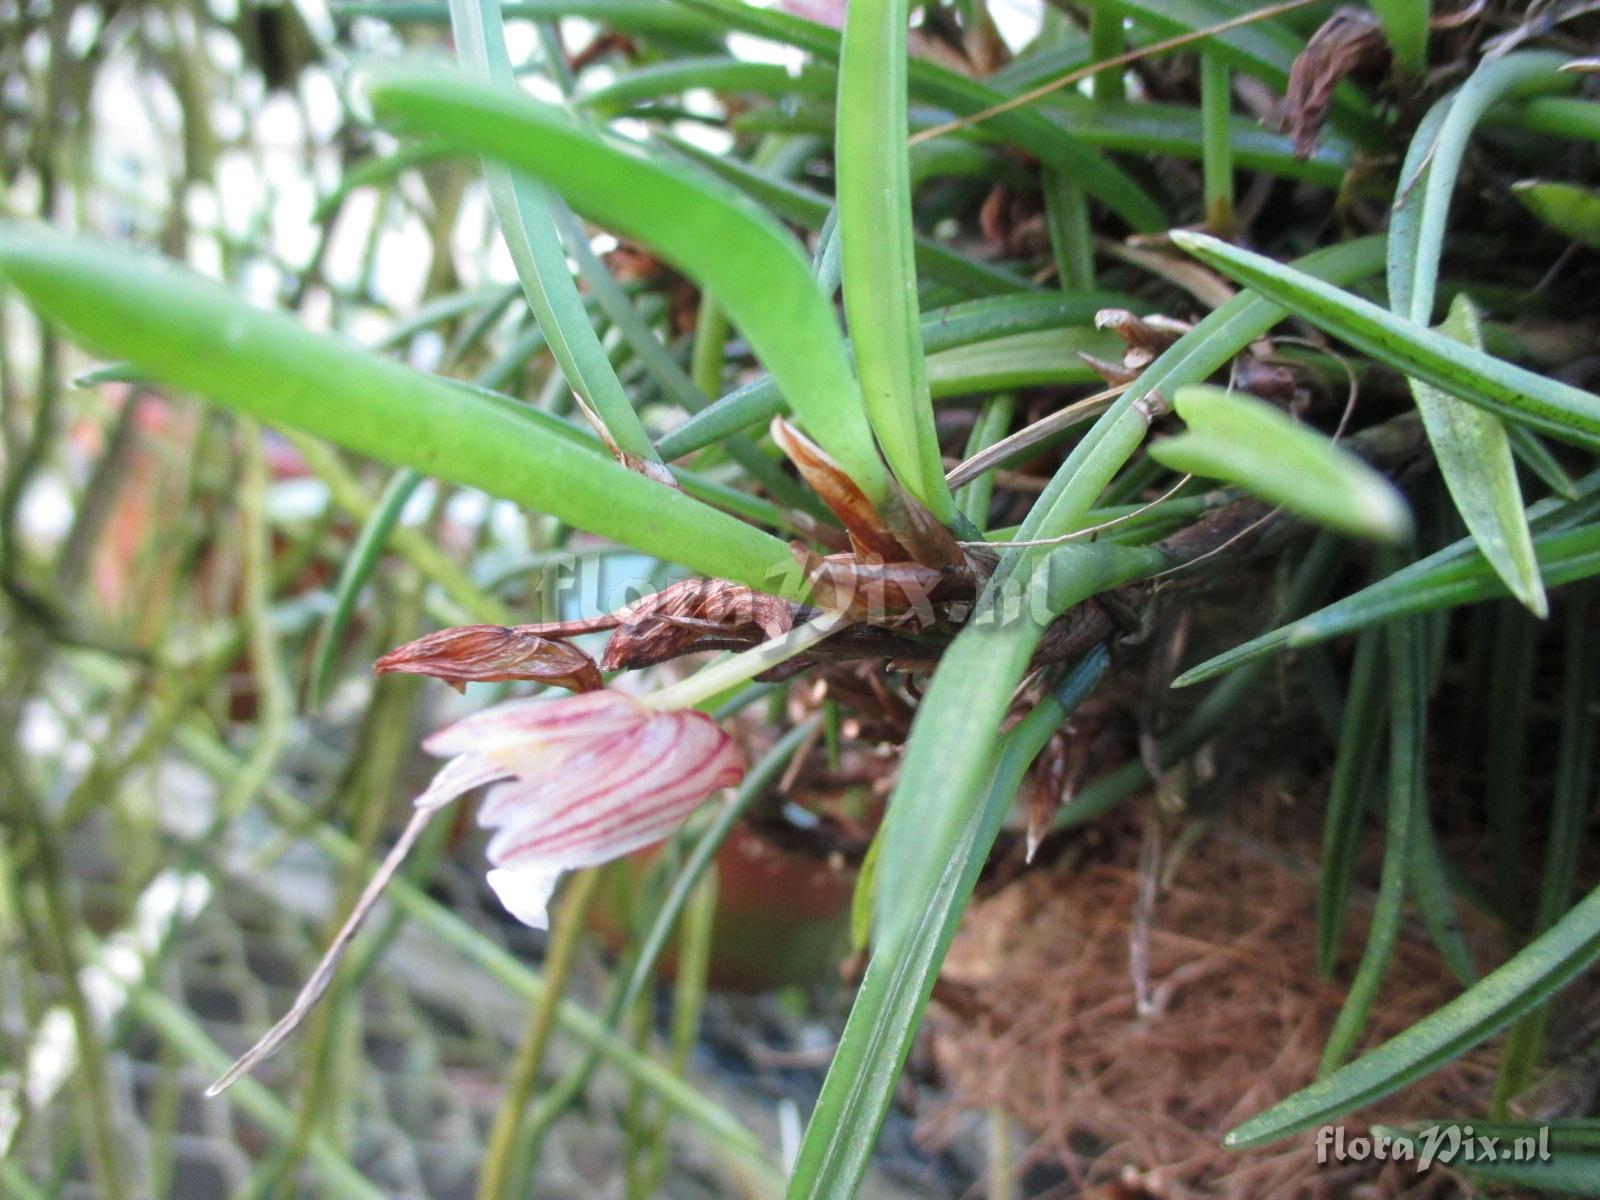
[322,187,380,289]
[989,0,1046,52]
[1,870,213,1155]
[301,68,344,143]
[727,30,808,70]
[505,19,543,68]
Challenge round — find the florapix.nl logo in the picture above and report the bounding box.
[1315,1123,1552,1172]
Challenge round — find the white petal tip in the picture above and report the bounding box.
[485,865,561,930]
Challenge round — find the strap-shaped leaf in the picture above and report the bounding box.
[673,0,1169,232]
[1226,878,1600,1147]
[0,224,803,597]
[835,0,953,518]
[789,648,1112,1200]
[659,292,1132,458]
[1171,230,1600,452]
[450,0,660,464]
[1389,53,1575,616]
[1175,503,1600,686]
[1150,384,1412,542]
[1377,1121,1600,1193]
[361,66,892,504]
[1514,178,1600,250]
[1369,0,1428,74]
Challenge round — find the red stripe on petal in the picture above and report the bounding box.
[488,713,743,867]
[481,722,687,863]
[475,724,647,826]
[422,691,645,758]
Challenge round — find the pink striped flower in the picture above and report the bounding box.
[414,690,745,928]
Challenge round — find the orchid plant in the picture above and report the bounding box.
[8,0,1600,1196]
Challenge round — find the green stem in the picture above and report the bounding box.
[644,609,849,712]
[477,866,604,1200]
[516,718,821,1175]
[1200,52,1234,235]
[1089,3,1126,103]
[16,786,129,1200]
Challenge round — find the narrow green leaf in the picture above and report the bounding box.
[309,469,422,707]
[361,66,892,504]
[1171,230,1600,452]
[849,827,883,956]
[876,543,1167,943]
[1100,0,1384,145]
[546,200,824,517]
[955,395,1016,531]
[659,292,1132,459]
[1317,613,1424,1074]
[674,0,1169,232]
[1509,424,1580,500]
[1411,298,1544,610]
[1176,474,1600,686]
[668,135,1036,297]
[340,0,731,43]
[789,647,1112,1200]
[1369,0,1428,75]
[1378,1122,1600,1194]
[0,224,804,598]
[1513,179,1600,250]
[1226,878,1600,1147]
[1317,626,1385,977]
[1177,522,1600,686]
[1150,385,1412,542]
[450,0,659,464]
[925,327,1119,396]
[1389,54,1573,616]
[1199,52,1234,233]
[835,0,953,518]
[312,138,453,222]
[1494,590,1596,1107]
[1016,236,1388,545]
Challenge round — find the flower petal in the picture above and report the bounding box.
[474,724,647,826]
[485,864,563,929]
[484,709,743,870]
[413,752,512,811]
[421,690,645,759]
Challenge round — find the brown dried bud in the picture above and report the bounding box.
[598,578,796,670]
[374,626,603,693]
[1283,8,1386,159]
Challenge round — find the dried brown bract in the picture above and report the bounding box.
[771,417,911,562]
[771,417,968,571]
[1096,309,1191,368]
[508,577,796,671]
[1080,309,1193,387]
[792,546,955,625]
[374,625,603,693]
[597,578,796,669]
[1283,7,1387,159]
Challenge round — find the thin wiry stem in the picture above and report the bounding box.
[476,865,604,1200]
[910,0,1321,144]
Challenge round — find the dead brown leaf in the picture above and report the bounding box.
[1283,7,1387,159]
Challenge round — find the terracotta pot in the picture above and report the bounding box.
[591,821,856,992]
